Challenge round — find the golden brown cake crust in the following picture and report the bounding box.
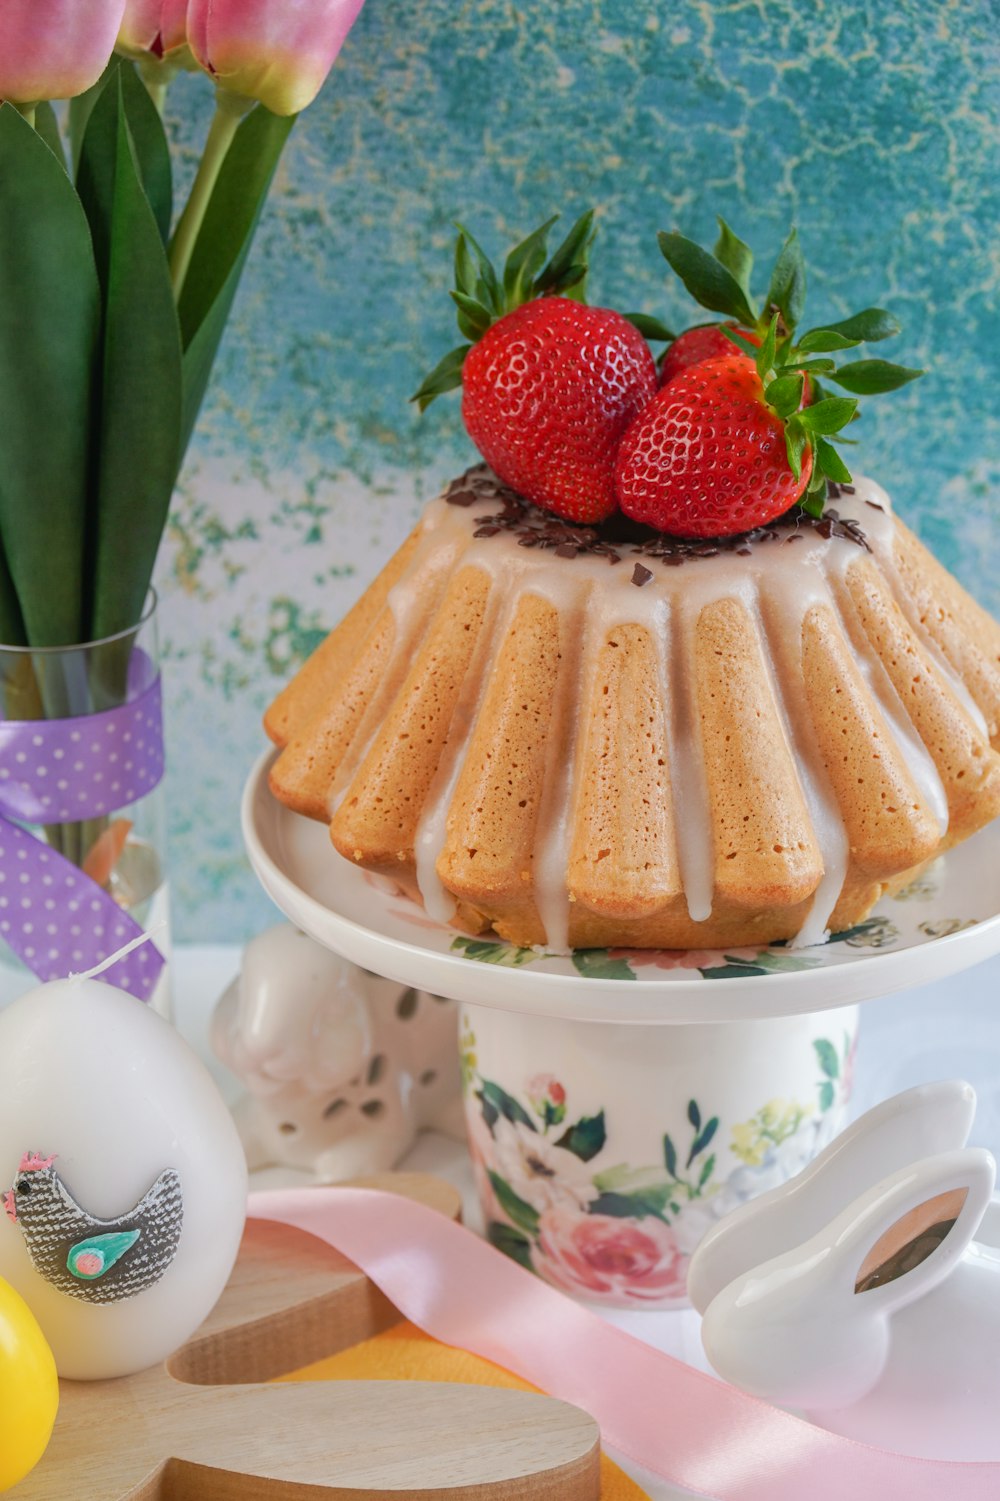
[265,469,1000,951]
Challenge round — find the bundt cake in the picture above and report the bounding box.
[265,464,1000,951]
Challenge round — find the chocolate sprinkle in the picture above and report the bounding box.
[444,464,871,574]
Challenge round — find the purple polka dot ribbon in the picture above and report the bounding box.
[0,659,166,1001]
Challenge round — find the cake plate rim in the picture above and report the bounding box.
[244,750,1000,1025]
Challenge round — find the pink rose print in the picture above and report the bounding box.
[527,1073,566,1106]
[537,1206,688,1306]
[526,1072,567,1126]
[608,947,761,971]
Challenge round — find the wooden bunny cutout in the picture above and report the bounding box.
[18,1174,600,1498]
[689,1081,1000,1459]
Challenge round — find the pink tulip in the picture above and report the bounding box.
[0,0,127,104]
[116,0,189,61]
[187,0,366,116]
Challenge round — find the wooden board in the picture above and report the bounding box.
[20,1173,601,1499]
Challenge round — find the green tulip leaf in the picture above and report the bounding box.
[0,543,26,646]
[68,58,117,171]
[118,62,173,244]
[76,74,182,644]
[177,104,296,456]
[0,104,100,647]
[34,102,67,172]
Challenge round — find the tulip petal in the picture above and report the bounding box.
[117,0,189,60]
[0,0,127,104]
[115,0,162,55]
[188,0,366,115]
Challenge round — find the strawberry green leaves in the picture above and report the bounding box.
[765,373,805,420]
[657,226,757,329]
[661,219,924,517]
[411,342,473,410]
[765,226,807,333]
[413,210,597,410]
[827,359,923,394]
[797,307,900,350]
[622,311,676,344]
[713,217,754,306]
[788,398,859,494]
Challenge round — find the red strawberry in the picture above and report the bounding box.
[659,323,759,387]
[412,213,657,523]
[615,354,813,538]
[461,298,657,522]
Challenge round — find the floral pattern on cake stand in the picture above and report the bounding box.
[459,1013,856,1308]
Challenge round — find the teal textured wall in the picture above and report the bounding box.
[157,0,1000,939]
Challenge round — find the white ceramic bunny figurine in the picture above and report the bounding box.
[689,1080,1000,1459]
[212,924,463,1181]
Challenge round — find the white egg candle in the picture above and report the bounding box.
[0,977,247,1379]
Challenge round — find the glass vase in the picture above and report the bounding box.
[0,594,171,1016]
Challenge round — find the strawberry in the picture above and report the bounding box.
[461,298,656,522]
[659,323,759,386]
[616,353,814,537]
[412,215,657,523]
[618,218,925,535]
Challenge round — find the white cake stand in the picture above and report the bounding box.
[244,750,1000,1026]
[242,749,1000,1323]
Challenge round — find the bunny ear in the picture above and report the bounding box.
[853,1186,968,1294]
[688,1080,976,1314]
[845,1150,994,1313]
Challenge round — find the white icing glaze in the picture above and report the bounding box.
[369,474,980,947]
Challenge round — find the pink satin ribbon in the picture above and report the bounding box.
[248,1185,1000,1501]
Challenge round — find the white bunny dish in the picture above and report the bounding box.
[689,1080,1000,1459]
[212,924,463,1181]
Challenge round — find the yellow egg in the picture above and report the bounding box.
[0,1275,58,1491]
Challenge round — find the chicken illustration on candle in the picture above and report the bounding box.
[4,1152,183,1304]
